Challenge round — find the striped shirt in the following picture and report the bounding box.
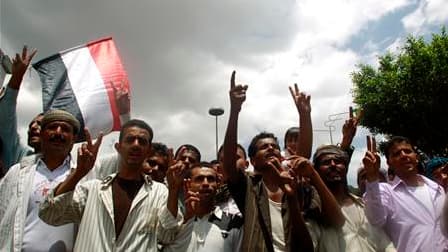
[39,173,182,251]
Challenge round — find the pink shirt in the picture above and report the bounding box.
[364,175,448,252]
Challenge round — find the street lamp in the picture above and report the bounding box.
[209,107,224,160]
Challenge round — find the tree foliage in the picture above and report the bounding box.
[352,27,448,156]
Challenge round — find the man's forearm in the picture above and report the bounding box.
[364,181,388,227]
[223,107,242,183]
[54,172,85,196]
[167,188,180,218]
[297,111,312,159]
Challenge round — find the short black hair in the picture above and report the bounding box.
[119,119,153,143]
[284,127,300,148]
[248,132,279,158]
[217,143,247,160]
[152,142,169,157]
[185,161,215,179]
[384,136,414,160]
[174,144,201,162]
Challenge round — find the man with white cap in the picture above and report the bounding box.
[0,109,101,252]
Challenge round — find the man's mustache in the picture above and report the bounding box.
[49,134,66,142]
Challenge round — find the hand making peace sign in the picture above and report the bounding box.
[362,135,381,182]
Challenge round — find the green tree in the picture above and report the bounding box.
[352,27,448,156]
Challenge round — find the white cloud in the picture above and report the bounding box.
[2,0,446,187]
[403,0,448,33]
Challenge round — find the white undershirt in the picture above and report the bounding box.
[268,199,286,252]
[22,158,75,252]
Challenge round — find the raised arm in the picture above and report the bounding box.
[363,135,389,227]
[363,135,380,183]
[290,156,345,228]
[222,71,248,183]
[8,46,37,90]
[0,46,38,168]
[111,80,131,125]
[165,148,186,218]
[340,106,362,152]
[54,128,103,196]
[289,84,312,159]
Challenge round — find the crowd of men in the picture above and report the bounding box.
[0,46,448,252]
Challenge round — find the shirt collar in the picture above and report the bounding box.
[391,174,443,193]
[348,193,365,207]
[101,173,153,187]
[201,206,223,223]
[212,206,223,220]
[36,154,73,172]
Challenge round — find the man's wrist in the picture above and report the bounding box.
[7,76,23,90]
[366,173,380,182]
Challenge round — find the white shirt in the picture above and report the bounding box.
[0,154,76,252]
[317,195,396,252]
[164,207,242,252]
[219,197,242,217]
[22,158,75,252]
[39,173,182,251]
[269,199,286,252]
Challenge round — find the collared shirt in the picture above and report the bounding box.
[164,207,243,252]
[39,173,182,251]
[364,175,448,252]
[216,184,242,216]
[0,154,75,252]
[0,87,33,170]
[316,194,395,252]
[22,157,75,252]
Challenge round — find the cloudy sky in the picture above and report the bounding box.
[1,0,447,185]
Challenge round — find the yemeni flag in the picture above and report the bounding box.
[33,37,130,141]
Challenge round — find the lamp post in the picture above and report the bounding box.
[209,107,224,160]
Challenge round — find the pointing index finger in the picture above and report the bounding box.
[349,106,353,119]
[230,71,236,89]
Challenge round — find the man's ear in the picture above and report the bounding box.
[146,143,153,157]
[415,151,421,164]
[114,142,120,152]
[249,158,256,167]
[216,173,223,185]
[71,132,78,143]
[244,160,249,169]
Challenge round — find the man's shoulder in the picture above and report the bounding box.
[19,154,41,168]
